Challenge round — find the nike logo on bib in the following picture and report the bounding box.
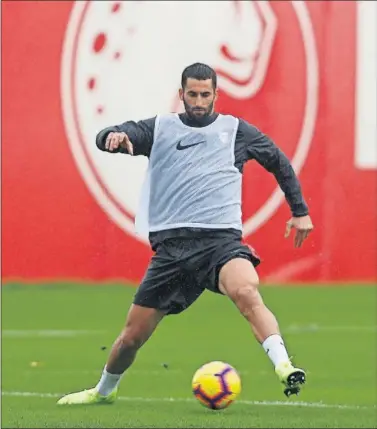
[176,140,206,150]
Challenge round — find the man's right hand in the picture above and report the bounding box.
[105,132,134,155]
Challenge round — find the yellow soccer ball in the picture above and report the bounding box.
[192,361,241,410]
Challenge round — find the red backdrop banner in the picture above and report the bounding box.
[2,1,376,283]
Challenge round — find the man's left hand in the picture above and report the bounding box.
[284,215,314,248]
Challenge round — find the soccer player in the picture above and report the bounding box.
[57,63,314,405]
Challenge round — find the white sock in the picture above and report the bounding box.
[95,366,122,396]
[262,334,290,368]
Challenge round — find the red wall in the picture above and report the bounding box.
[2,1,376,283]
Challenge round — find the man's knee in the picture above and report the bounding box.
[218,259,262,317]
[229,282,264,320]
[117,304,165,351]
[229,279,260,304]
[219,257,260,297]
[233,280,259,299]
[118,325,145,351]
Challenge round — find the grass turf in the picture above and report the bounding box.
[1,283,376,428]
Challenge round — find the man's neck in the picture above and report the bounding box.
[179,112,219,128]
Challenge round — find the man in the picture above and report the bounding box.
[58,63,313,406]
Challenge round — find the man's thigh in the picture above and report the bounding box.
[196,235,261,294]
[133,243,204,315]
[217,257,260,297]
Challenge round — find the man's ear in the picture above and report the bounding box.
[179,88,184,101]
[214,88,219,102]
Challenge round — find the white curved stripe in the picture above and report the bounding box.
[243,1,319,235]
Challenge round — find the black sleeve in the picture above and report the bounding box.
[241,119,309,217]
[96,117,156,157]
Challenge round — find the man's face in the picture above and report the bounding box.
[179,78,218,120]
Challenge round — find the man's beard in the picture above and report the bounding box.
[183,99,215,124]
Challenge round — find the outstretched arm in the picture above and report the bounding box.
[96,117,156,157]
[242,119,314,247]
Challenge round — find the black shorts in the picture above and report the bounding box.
[133,229,261,315]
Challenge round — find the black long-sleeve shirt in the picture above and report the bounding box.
[96,113,309,218]
[98,112,309,246]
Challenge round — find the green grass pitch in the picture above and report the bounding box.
[2,283,376,428]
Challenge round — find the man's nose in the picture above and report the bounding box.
[194,96,205,107]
